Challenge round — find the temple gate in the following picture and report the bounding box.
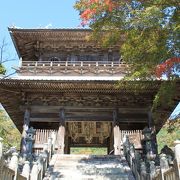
[0,28,164,155]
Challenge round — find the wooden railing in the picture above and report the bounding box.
[18,60,129,76]
[34,129,58,153]
[21,60,127,66]
[121,130,143,149]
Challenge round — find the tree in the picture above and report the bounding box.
[0,108,21,150]
[157,118,180,152]
[0,38,16,75]
[74,0,180,79]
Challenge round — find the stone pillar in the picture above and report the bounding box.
[113,109,121,155]
[174,140,180,163]
[174,140,180,178]
[21,109,30,154]
[30,162,39,180]
[9,152,19,179]
[22,161,30,180]
[57,108,65,154]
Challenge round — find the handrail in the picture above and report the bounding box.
[18,60,130,75]
[21,60,127,67]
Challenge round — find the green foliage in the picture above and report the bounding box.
[0,64,6,75]
[71,147,107,155]
[75,0,180,78]
[0,109,21,150]
[157,119,180,152]
[152,80,176,111]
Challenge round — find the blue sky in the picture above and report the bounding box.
[0,0,80,73]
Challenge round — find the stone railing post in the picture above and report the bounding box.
[9,152,18,170]
[129,143,135,159]
[149,161,156,179]
[174,140,180,178]
[37,155,44,180]
[22,160,30,180]
[48,137,52,159]
[30,161,39,180]
[140,161,147,180]
[160,153,169,180]
[174,140,180,163]
[42,143,49,170]
[160,153,169,170]
[9,152,19,180]
[123,135,130,157]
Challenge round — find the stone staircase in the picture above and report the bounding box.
[43,154,135,180]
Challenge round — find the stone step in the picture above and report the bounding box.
[44,173,130,180]
[43,154,135,180]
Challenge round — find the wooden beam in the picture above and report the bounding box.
[30,117,147,123]
[20,105,149,114]
[30,118,59,122]
[118,118,147,123]
[70,144,107,147]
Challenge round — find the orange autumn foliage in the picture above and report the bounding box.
[80,0,116,23]
[156,57,180,78]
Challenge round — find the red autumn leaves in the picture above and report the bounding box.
[156,57,180,78]
[80,0,115,23]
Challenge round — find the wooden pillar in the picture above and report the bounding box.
[64,130,70,154]
[64,126,69,154]
[57,108,65,154]
[113,109,121,155]
[148,111,153,127]
[21,109,30,154]
[114,125,121,155]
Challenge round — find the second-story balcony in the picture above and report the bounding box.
[17,60,130,76]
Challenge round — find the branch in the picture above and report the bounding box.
[1,58,16,64]
[0,37,16,64]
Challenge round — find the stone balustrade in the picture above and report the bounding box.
[0,127,55,180]
[123,131,180,180]
[0,127,179,180]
